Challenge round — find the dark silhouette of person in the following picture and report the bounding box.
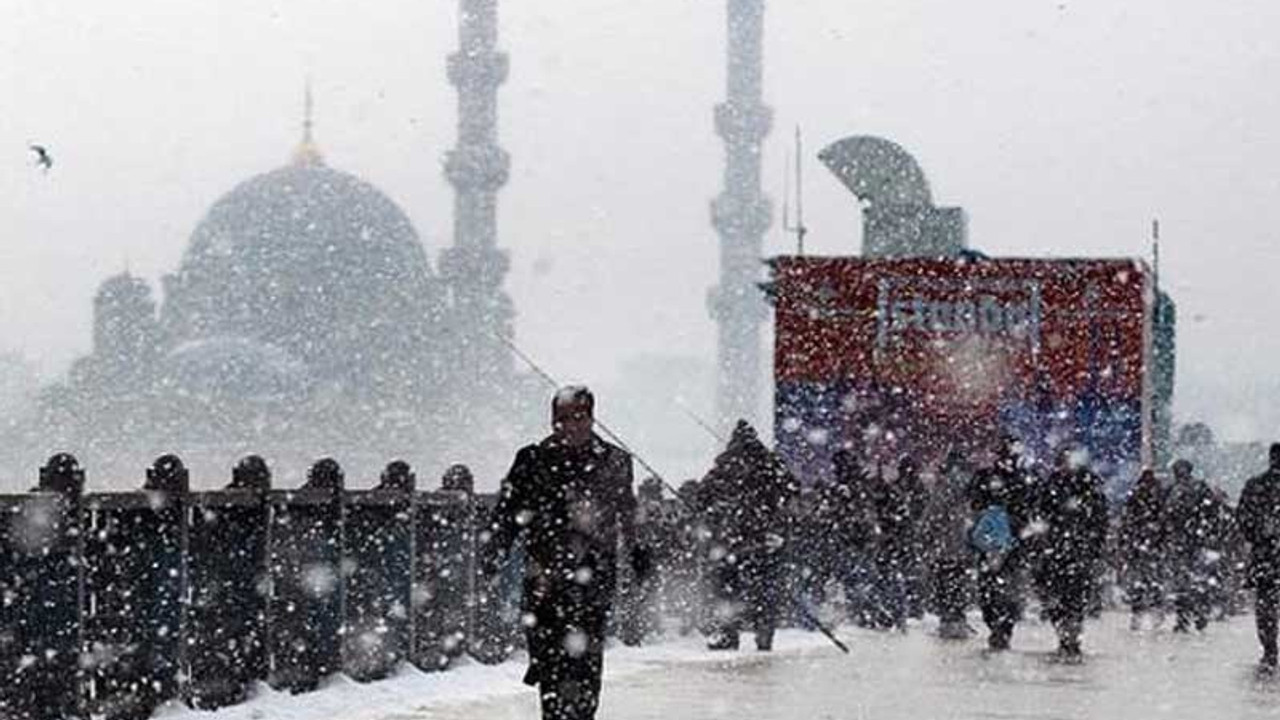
[1118,468,1168,629]
[1035,446,1108,659]
[484,386,642,720]
[700,420,798,650]
[967,435,1037,651]
[1162,459,1223,633]
[1237,443,1280,670]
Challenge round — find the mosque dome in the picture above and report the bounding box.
[159,147,442,378]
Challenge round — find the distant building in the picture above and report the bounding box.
[765,133,1177,486]
[15,134,457,481]
[818,134,1174,468]
[0,2,550,486]
[11,0,542,485]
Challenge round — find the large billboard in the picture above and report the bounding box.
[770,255,1154,488]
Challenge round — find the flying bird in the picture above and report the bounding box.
[28,144,52,172]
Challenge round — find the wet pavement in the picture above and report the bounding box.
[409,612,1280,720]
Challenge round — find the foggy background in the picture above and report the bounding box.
[2,0,1278,484]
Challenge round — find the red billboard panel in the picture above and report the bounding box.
[771,255,1153,485]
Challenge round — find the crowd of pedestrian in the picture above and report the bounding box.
[482,386,1280,720]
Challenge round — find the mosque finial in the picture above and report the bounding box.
[304,76,314,144]
[293,76,324,166]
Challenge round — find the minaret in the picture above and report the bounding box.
[442,0,515,392]
[709,0,773,427]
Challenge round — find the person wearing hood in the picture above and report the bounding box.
[700,420,800,651]
[823,448,883,627]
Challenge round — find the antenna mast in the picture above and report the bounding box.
[782,125,808,255]
[782,144,791,247]
[1152,217,1161,292]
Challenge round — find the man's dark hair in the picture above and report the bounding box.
[552,385,595,416]
[1270,442,1280,467]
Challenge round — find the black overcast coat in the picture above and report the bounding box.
[1036,468,1109,574]
[1238,467,1280,582]
[487,433,637,615]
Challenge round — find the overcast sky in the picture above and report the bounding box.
[3,0,1280,448]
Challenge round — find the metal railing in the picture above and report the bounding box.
[0,456,521,720]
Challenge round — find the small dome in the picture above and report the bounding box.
[161,335,308,402]
[95,271,150,305]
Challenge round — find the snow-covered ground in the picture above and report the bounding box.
[156,612,1280,720]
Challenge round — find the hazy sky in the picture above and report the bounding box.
[3,0,1280,448]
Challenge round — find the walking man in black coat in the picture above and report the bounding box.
[484,386,642,720]
[877,456,929,626]
[1237,443,1280,670]
[1162,459,1223,633]
[1035,446,1109,659]
[1119,469,1168,630]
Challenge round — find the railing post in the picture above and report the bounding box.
[342,461,415,682]
[0,454,86,720]
[185,455,271,710]
[79,455,188,720]
[412,485,472,672]
[267,459,345,694]
[466,490,519,665]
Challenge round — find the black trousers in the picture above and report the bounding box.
[524,583,611,720]
[1170,559,1210,630]
[1042,568,1091,648]
[932,558,971,623]
[873,545,910,628]
[619,573,661,646]
[977,554,1022,643]
[1125,555,1165,614]
[710,553,781,645]
[1256,575,1279,658]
